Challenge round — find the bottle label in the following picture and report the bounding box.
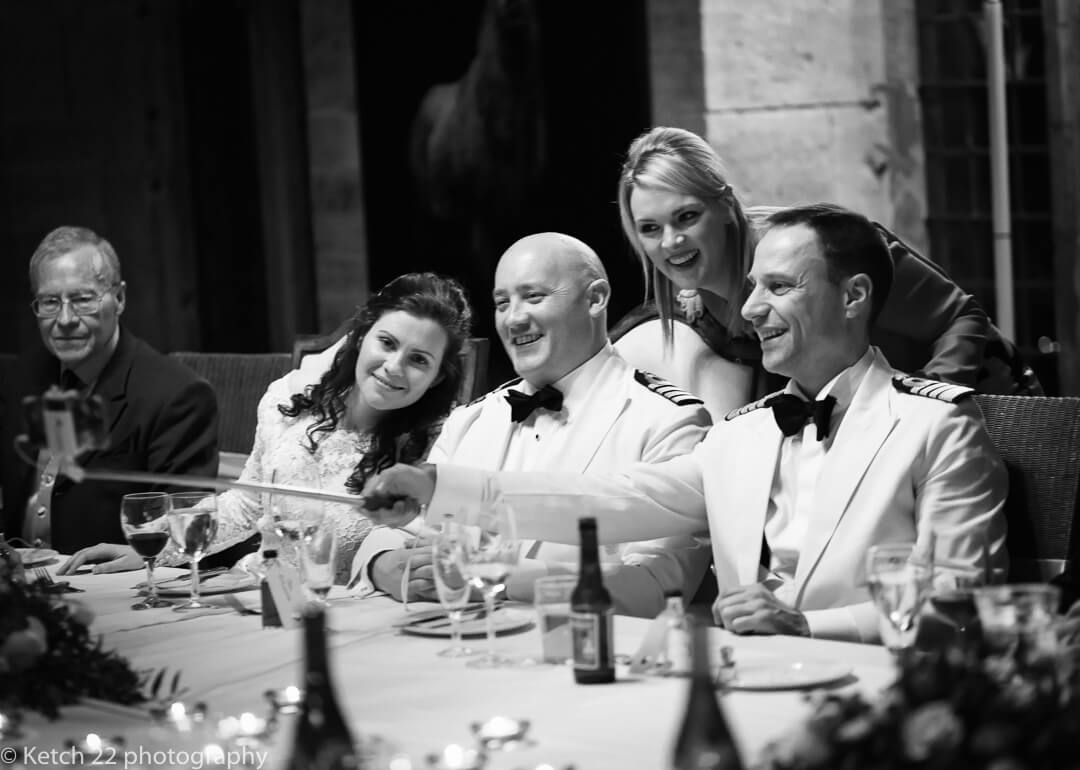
[570,610,612,671]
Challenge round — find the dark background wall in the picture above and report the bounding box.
[0,0,653,391]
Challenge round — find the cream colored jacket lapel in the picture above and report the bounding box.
[791,351,900,600]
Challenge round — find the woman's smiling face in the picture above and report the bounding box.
[629,184,732,295]
[353,310,448,412]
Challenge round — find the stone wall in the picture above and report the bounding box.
[649,0,928,251]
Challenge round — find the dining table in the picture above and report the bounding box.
[3,560,898,769]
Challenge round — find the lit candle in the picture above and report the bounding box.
[167,701,193,732]
[203,743,226,764]
[472,715,529,748]
[429,743,484,770]
[264,685,305,715]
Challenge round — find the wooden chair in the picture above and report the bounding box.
[973,394,1080,586]
[169,352,293,477]
[292,323,491,405]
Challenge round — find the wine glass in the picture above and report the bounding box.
[866,543,931,659]
[120,492,173,610]
[432,517,478,658]
[460,497,520,669]
[299,524,338,606]
[167,491,220,611]
[268,465,325,566]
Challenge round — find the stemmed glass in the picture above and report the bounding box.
[866,542,932,659]
[267,466,325,568]
[460,497,520,669]
[120,492,173,610]
[167,491,220,611]
[432,517,478,658]
[299,524,338,606]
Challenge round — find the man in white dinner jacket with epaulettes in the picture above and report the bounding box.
[360,204,1009,644]
[349,232,713,618]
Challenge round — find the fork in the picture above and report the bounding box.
[33,566,83,593]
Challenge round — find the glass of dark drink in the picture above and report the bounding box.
[120,492,173,610]
[167,491,220,611]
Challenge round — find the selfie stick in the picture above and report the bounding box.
[61,462,373,509]
[27,386,405,512]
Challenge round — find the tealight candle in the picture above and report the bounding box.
[203,743,226,764]
[471,716,530,748]
[264,685,304,714]
[427,743,485,770]
[0,710,20,740]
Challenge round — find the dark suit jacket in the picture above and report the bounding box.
[1,327,220,553]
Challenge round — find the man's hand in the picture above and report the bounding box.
[712,583,810,637]
[359,463,437,526]
[370,546,437,602]
[57,543,144,576]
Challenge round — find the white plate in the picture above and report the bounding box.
[155,571,259,597]
[16,547,60,567]
[726,660,853,691]
[398,608,534,638]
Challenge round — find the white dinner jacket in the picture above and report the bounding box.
[361,345,713,615]
[430,348,1009,642]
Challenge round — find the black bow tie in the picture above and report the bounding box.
[505,385,564,423]
[766,393,837,441]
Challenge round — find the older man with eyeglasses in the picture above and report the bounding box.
[1,226,220,563]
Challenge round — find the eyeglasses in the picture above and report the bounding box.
[31,288,115,318]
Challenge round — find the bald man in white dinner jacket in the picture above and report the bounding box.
[351,233,713,618]
[353,343,712,617]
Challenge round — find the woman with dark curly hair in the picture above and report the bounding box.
[67,273,472,582]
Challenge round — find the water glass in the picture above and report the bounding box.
[299,525,338,605]
[167,491,219,611]
[974,583,1061,665]
[534,575,576,664]
[460,496,520,669]
[432,519,477,658]
[866,543,932,657]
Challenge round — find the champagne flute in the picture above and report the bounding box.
[167,491,220,611]
[299,524,338,606]
[120,492,173,610]
[432,517,478,658]
[460,496,520,669]
[866,543,931,659]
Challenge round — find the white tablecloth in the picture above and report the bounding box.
[6,565,897,769]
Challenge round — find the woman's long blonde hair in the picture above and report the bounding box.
[617,126,755,342]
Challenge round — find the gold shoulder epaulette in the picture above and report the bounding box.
[724,390,783,421]
[467,377,523,407]
[891,374,974,403]
[633,370,704,407]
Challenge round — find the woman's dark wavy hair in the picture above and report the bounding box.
[279,272,472,493]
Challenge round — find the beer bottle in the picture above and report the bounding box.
[289,606,360,769]
[671,615,744,770]
[570,517,615,684]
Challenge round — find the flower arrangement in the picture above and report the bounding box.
[760,648,1080,770]
[0,573,149,719]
